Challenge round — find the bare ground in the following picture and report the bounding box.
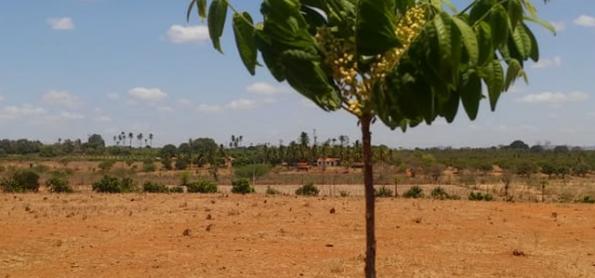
[1,193,594,277]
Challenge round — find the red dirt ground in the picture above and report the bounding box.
[1,194,594,277]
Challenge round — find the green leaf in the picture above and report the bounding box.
[460,71,482,120]
[476,21,493,65]
[232,12,257,75]
[512,24,531,59]
[524,24,540,61]
[480,60,504,111]
[356,0,400,56]
[452,16,479,64]
[281,50,342,111]
[198,0,207,19]
[186,0,197,22]
[505,59,521,91]
[433,13,453,61]
[208,0,228,53]
[490,3,509,47]
[524,15,556,35]
[508,0,523,29]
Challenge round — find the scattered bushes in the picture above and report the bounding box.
[430,187,449,200]
[231,178,255,194]
[468,192,494,201]
[93,176,137,193]
[175,157,189,170]
[47,176,73,193]
[143,182,169,193]
[266,186,281,195]
[296,182,319,196]
[403,186,424,199]
[375,186,394,198]
[169,186,184,193]
[1,170,40,193]
[187,179,218,193]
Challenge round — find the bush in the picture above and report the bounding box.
[1,170,41,193]
[143,159,156,172]
[266,186,281,195]
[161,157,173,171]
[169,186,184,193]
[403,186,424,199]
[375,186,393,198]
[47,176,73,193]
[296,182,319,196]
[143,182,169,193]
[468,192,494,201]
[430,187,450,200]
[98,160,116,172]
[175,157,189,170]
[187,179,218,193]
[339,190,350,197]
[581,196,594,204]
[231,178,254,194]
[93,176,137,193]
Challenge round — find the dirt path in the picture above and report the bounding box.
[1,194,594,277]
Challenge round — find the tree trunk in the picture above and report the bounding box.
[361,115,376,278]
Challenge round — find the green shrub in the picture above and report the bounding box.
[403,186,424,199]
[231,178,254,194]
[169,186,184,193]
[430,187,450,200]
[98,160,116,172]
[161,157,173,171]
[296,182,319,196]
[179,171,191,186]
[266,186,281,195]
[47,176,73,193]
[175,158,189,170]
[93,176,137,193]
[339,190,350,197]
[1,170,41,193]
[581,196,594,204]
[143,159,156,172]
[187,179,218,193]
[375,186,393,198]
[468,192,494,201]
[143,182,169,193]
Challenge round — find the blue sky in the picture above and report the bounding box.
[0,0,594,148]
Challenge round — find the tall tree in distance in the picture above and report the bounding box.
[187,0,552,276]
[128,132,133,148]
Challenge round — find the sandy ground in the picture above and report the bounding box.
[1,193,594,278]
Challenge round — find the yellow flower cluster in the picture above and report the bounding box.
[370,5,427,81]
[314,5,427,116]
[316,27,363,114]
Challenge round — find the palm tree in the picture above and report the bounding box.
[137,133,143,148]
[148,133,154,147]
[128,132,133,148]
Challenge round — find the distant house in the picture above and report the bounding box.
[296,162,310,171]
[317,157,340,168]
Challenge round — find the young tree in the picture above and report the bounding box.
[187,0,551,276]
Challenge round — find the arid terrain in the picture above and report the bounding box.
[1,193,594,277]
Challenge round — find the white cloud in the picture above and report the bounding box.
[107,93,120,100]
[196,104,223,113]
[47,17,75,30]
[157,106,173,112]
[0,95,4,102]
[95,115,112,122]
[246,82,285,95]
[128,87,167,102]
[574,15,595,27]
[58,111,85,120]
[177,98,193,106]
[0,104,46,119]
[531,56,562,69]
[166,25,209,44]
[551,21,566,32]
[517,91,589,104]
[42,90,81,108]
[226,99,257,110]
